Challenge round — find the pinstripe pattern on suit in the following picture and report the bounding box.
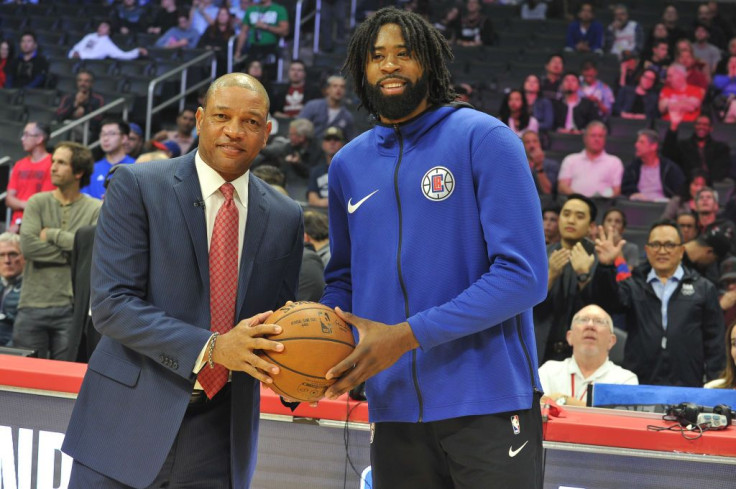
[62,152,304,488]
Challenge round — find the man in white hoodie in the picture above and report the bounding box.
[68,21,148,60]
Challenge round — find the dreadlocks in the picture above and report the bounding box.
[343,7,456,116]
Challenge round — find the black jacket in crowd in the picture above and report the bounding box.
[590,262,725,387]
[662,129,732,182]
[621,155,686,199]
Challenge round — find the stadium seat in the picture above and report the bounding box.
[22,88,58,107]
[615,200,668,228]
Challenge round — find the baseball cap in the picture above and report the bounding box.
[621,50,638,62]
[323,127,345,142]
[128,122,143,136]
[698,223,733,260]
[720,257,736,282]
[152,140,181,158]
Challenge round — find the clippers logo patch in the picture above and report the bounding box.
[510,415,521,435]
[682,283,694,296]
[421,167,455,201]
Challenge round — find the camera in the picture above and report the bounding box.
[666,403,733,429]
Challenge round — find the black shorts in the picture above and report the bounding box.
[370,394,543,489]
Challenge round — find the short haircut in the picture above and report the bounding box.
[564,193,597,222]
[547,53,564,64]
[603,207,627,228]
[304,210,329,241]
[28,121,50,143]
[289,118,315,139]
[613,4,628,14]
[696,186,719,203]
[20,30,37,43]
[202,73,270,113]
[585,120,607,135]
[653,39,669,49]
[696,113,714,124]
[648,218,684,243]
[290,59,306,69]
[668,63,687,76]
[54,141,95,188]
[563,70,580,80]
[179,107,196,117]
[580,60,597,71]
[542,203,561,215]
[100,118,130,135]
[0,232,21,248]
[572,305,613,333]
[326,74,345,87]
[77,68,95,80]
[637,128,659,145]
[251,165,286,186]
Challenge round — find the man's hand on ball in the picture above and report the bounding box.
[212,311,283,383]
[324,307,419,400]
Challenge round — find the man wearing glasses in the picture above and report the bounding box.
[82,119,135,200]
[6,122,55,233]
[538,304,637,407]
[592,219,725,386]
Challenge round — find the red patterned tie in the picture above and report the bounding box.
[198,183,239,398]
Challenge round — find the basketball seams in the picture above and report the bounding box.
[260,351,343,379]
[277,337,355,347]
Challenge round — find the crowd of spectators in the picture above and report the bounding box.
[2,0,736,401]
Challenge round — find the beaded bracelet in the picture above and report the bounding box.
[207,332,219,369]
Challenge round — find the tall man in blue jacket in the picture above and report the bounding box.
[321,8,548,489]
[62,73,304,488]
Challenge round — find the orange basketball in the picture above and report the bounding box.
[258,301,355,402]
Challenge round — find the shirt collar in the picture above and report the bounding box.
[194,151,249,206]
[647,264,684,284]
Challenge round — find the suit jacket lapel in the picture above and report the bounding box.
[173,155,209,287]
[237,177,269,318]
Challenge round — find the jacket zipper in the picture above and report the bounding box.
[393,124,424,422]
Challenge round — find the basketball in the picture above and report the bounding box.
[259,301,355,402]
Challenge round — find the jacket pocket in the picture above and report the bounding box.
[88,350,141,387]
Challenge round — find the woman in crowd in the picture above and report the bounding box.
[198,7,235,76]
[498,89,538,136]
[523,74,555,132]
[613,68,660,120]
[0,40,12,89]
[601,208,640,268]
[662,169,709,219]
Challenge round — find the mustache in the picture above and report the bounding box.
[376,75,412,85]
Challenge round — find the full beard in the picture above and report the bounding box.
[364,73,429,122]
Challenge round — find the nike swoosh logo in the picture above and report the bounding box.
[347,190,379,214]
[508,440,529,458]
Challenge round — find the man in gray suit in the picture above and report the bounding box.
[63,73,304,488]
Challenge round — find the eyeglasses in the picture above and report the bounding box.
[100,131,122,138]
[21,132,41,138]
[573,316,610,327]
[646,241,681,251]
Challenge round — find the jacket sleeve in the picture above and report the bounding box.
[19,195,69,264]
[588,263,631,314]
[702,282,727,381]
[321,155,352,312]
[661,128,682,169]
[620,163,638,196]
[406,125,549,349]
[709,141,731,181]
[90,166,212,380]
